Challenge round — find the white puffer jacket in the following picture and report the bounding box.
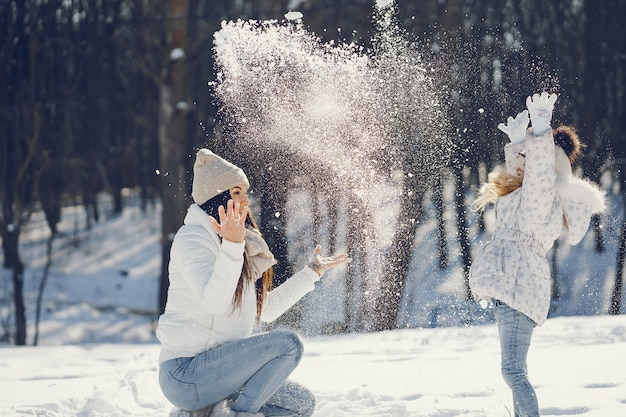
[156,204,320,362]
[469,130,605,325]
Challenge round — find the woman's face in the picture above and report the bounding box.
[229,184,250,214]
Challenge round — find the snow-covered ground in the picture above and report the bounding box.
[0,181,624,416]
[1,315,625,417]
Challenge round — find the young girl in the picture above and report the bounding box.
[469,92,605,417]
[157,149,351,417]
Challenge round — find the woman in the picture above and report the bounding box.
[469,92,605,417]
[157,149,351,417]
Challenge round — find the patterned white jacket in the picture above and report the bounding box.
[156,204,319,362]
[469,130,605,325]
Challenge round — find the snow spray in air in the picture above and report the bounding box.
[210,3,452,329]
[211,3,450,221]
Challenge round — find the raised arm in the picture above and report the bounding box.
[519,92,559,224]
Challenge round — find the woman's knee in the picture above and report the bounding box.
[159,362,200,410]
[270,329,305,362]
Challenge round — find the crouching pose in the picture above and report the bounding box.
[157,149,351,417]
[469,92,605,417]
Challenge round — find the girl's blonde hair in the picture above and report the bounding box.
[472,170,522,211]
[473,125,582,211]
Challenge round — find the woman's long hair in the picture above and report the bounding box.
[200,190,274,318]
[472,170,522,211]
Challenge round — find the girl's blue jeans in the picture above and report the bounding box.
[159,329,315,416]
[495,301,539,417]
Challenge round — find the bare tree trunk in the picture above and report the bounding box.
[609,161,626,315]
[609,221,625,315]
[592,215,605,253]
[158,0,193,315]
[12,268,26,345]
[5,228,27,346]
[311,190,320,244]
[34,231,55,346]
[325,188,340,254]
[453,165,472,301]
[433,174,448,269]
[373,179,426,331]
[157,77,190,314]
[0,0,41,346]
[345,194,368,333]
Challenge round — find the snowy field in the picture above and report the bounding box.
[0,185,625,417]
[3,1,626,414]
[1,315,625,417]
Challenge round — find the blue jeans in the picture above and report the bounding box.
[159,329,315,416]
[495,302,539,417]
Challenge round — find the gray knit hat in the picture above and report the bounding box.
[191,149,249,205]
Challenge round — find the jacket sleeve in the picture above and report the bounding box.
[259,267,319,323]
[504,141,526,176]
[172,226,245,314]
[562,201,592,245]
[519,130,557,225]
[558,177,607,245]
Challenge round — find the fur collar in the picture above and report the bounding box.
[555,176,606,214]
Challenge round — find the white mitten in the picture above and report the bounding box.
[497,110,529,144]
[526,92,558,136]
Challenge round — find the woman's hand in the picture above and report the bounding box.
[307,244,352,277]
[209,199,248,243]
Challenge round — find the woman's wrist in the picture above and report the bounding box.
[307,262,321,276]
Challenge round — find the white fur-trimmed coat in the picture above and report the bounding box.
[156,204,320,363]
[469,130,605,325]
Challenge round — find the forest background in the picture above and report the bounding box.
[1,0,625,346]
